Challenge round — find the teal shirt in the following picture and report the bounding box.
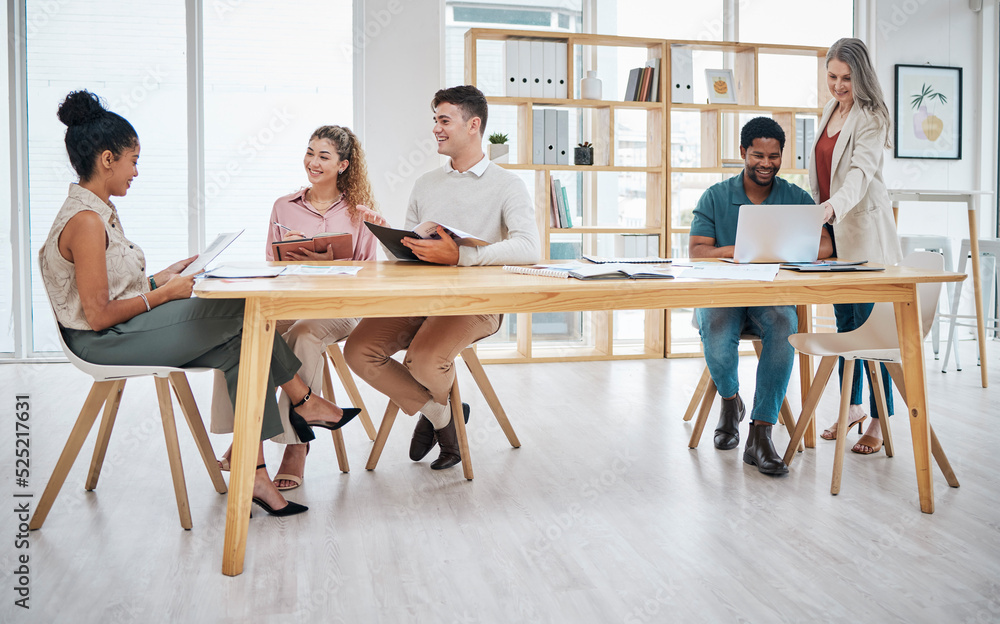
[689,172,814,248]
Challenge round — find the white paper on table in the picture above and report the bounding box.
[181,230,244,276]
[281,265,363,276]
[201,264,286,278]
[678,263,780,282]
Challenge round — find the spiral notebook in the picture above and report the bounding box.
[504,264,673,280]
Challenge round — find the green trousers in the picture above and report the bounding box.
[63,298,299,441]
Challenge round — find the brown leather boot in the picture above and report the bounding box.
[430,403,471,471]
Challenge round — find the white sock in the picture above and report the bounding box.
[420,399,450,429]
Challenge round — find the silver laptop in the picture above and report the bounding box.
[730,204,825,263]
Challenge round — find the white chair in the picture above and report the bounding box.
[782,252,960,495]
[899,234,956,359]
[30,321,227,531]
[942,238,1000,373]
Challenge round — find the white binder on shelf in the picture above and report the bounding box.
[542,41,557,99]
[517,40,532,98]
[556,109,569,165]
[671,47,694,103]
[532,110,545,164]
[796,117,815,169]
[555,42,568,98]
[505,41,518,97]
[544,109,558,165]
[530,40,545,98]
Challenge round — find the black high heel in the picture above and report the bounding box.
[288,387,361,441]
[251,464,308,517]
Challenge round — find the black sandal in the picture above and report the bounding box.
[251,464,308,517]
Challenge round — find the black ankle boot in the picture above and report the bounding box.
[714,393,745,450]
[743,422,789,475]
[430,403,471,471]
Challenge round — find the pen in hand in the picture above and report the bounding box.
[272,221,292,232]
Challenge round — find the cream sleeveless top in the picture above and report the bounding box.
[39,184,149,331]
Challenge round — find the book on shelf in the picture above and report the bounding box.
[271,232,352,261]
[637,67,651,102]
[624,67,642,101]
[549,177,563,228]
[645,58,661,102]
[504,263,674,280]
[365,221,487,261]
[559,183,572,227]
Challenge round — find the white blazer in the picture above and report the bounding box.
[808,100,902,265]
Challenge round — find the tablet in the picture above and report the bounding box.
[181,230,244,276]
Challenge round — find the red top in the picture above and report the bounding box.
[814,127,839,203]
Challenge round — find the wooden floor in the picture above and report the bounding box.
[2,339,999,624]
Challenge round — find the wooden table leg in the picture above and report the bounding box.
[222,299,274,576]
[894,292,934,514]
[966,203,989,388]
[797,305,816,448]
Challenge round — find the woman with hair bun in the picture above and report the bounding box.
[213,125,384,491]
[39,90,360,517]
[809,38,903,455]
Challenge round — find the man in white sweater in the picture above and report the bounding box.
[345,85,539,470]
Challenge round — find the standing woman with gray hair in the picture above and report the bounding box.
[809,37,903,455]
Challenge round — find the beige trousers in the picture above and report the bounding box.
[210,317,359,445]
[343,314,500,416]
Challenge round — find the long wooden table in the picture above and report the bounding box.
[194,261,965,576]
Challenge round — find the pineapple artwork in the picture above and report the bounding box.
[910,83,947,142]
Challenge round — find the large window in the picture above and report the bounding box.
[10,0,354,357]
[1,6,13,354]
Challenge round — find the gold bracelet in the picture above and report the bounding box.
[139,292,151,312]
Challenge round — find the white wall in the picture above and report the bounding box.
[869,0,998,240]
[360,0,445,227]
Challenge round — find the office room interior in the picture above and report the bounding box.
[2,0,999,622]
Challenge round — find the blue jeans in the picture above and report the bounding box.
[833,302,894,418]
[696,306,797,425]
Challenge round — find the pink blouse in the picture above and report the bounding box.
[265,188,378,261]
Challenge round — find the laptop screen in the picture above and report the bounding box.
[732,204,825,263]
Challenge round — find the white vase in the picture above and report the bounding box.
[488,143,509,163]
[581,71,602,100]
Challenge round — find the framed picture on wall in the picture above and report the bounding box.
[705,69,736,105]
[894,64,962,159]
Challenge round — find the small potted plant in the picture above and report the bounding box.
[574,141,593,166]
[487,132,509,163]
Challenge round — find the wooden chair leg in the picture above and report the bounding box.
[684,366,712,422]
[328,343,377,441]
[86,379,126,490]
[831,360,855,496]
[322,359,350,473]
[169,372,227,494]
[30,380,116,530]
[784,356,837,467]
[930,425,960,487]
[154,377,192,530]
[450,379,473,480]
[460,347,520,448]
[365,402,400,470]
[688,377,717,449]
[867,364,894,458]
[885,363,959,487]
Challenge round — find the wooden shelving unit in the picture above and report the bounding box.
[464,28,827,364]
